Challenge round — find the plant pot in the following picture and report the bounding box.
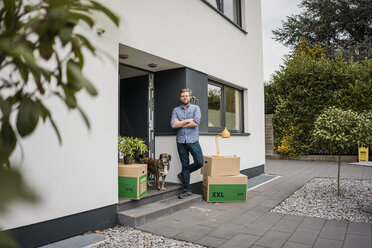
[124,156,134,164]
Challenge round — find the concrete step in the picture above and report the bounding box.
[118,194,202,227]
[117,183,183,212]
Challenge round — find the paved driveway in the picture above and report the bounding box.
[138,159,372,248]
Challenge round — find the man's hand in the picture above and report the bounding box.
[182,121,198,128]
[172,118,198,128]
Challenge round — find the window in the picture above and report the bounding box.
[205,0,242,27]
[208,84,222,127]
[208,82,243,133]
[225,86,242,131]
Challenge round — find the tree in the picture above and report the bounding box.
[273,0,372,61]
[312,107,372,196]
[0,0,118,246]
[269,38,372,157]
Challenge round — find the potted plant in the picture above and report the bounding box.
[118,136,148,164]
[134,137,148,163]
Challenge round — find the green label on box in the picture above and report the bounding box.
[208,184,247,202]
[118,176,137,198]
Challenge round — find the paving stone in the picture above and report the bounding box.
[346,221,371,236]
[219,208,247,218]
[325,219,349,227]
[319,224,347,241]
[281,214,305,223]
[137,223,161,233]
[41,234,106,248]
[150,226,183,238]
[176,225,214,243]
[220,233,260,248]
[313,238,343,248]
[208,223,245,239]
[282,241,312,248]
[255,230,291,248]
[199,215,231,228]
[343,234,371,248]
[298,217,326,230]
[230,213,260,226]
[258,199,282,208]
[271,219,301,233]
[240,222,274,236]
[288,227,320,245]
[255,212,284,224]
[270,193,290,201]
[196,235,227,247]
[248,205,273,214]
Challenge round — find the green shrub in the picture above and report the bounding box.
[268,38,372,156]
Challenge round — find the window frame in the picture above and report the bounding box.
[202,0,247,34]
[207,80,244,134]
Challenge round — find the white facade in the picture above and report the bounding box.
[1,0,264,231]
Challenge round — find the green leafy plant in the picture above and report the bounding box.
[268,38,372,157]
[134,137,148,155]
[0,0,119,246]
[312,107,372,196]
[118,136,148,158]
[0,0,119,168]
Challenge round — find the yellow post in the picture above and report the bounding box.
[358,147,369,162]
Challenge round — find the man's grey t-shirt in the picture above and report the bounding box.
[170,104,201,144]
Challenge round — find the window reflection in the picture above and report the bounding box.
[208,84,222,127]
[225,87,242,130]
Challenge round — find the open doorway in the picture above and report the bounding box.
[119,64,155,158]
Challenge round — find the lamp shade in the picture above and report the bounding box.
[221,127,231,138]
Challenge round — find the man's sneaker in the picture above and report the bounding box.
[178,191,192,199]
[177,172,185,186]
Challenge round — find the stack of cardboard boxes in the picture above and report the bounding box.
[201,156,247,202]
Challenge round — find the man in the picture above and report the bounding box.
[171,88,204,199]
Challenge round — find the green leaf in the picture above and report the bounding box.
[75,34,95,54]
[39,37,54,60]
[0,121,16,166]
[74,47,84,67]
[46,111,62,145]
[84,81,98,96]
[66,60,97,96]
[68,11,94,28]
[16,98,41,137]
[89,0,119,26]
[77,106,91,129]
[0,231,18,248]
[64,88,78,108]
[59,26,73,46]
[0,166,38,212]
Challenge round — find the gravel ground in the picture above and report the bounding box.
[91,226,206,248]
[271,177,372,223]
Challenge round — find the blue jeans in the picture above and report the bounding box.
[177,141,204,192]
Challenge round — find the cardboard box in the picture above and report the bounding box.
[201,156,240,177]
[118,164,147,200]
[203,174,247,202]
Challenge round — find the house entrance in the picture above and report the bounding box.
[119,64,155,158]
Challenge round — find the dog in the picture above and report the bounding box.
[143,154,171,191]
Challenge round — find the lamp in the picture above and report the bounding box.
[213,127,231,157]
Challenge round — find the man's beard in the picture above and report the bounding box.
[181,100,190,105]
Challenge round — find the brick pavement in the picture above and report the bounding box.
[138,160,372,248]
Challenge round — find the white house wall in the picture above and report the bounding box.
[1,31,119,230]
[1,0,264,230]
